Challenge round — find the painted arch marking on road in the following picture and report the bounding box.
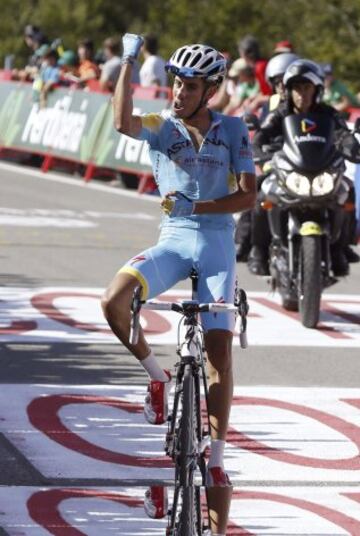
[0,287,359,346]
[0,486,359,536]
[0,384,359,482]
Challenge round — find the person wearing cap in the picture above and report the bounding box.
[223,58,260,115]
[58,50,80,86]
[322,63,359,115]
[273,40,294,55]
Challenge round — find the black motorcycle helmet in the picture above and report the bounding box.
[283,59,325,104]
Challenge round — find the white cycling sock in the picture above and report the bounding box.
[208,439,226,469]
[141,351,168,381]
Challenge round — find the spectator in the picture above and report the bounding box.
[77,38,100,86]
[273,40,294,55]
[208,56,237,111]
[139,33,167,87]
[12,24,48,81]
[58,50,80,86]
[99,37,122,92]
[238,34,271,96]
[32,45,60,107]
[322,63,359,114]
[223,58,260,115]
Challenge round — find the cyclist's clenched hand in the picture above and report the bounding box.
[122,33,144,60]
[161,191,195,217]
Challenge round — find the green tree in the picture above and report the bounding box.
[1,0,360,91]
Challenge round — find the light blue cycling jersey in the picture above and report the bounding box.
[119,109,255,331]
[137,109,255,230]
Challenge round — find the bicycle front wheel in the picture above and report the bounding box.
[178,364,197,487]
[176,486,202,536]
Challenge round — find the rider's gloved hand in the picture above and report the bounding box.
[162,192,195,217]
[122,33,144,60]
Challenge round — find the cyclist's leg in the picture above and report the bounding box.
[102,227,192,425]
[102,226,191,361]
[196,228,236,444]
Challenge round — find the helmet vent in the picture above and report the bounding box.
[177,47,187,62]
[201,57,213,69]
[190,52,202,67]
[183,51,192,65]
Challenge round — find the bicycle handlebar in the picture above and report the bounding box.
[130,289,249,349]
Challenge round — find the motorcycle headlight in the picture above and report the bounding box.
[312,172,335,196]
[285,172,311,196]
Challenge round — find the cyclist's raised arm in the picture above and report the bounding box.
[113,34,144,138]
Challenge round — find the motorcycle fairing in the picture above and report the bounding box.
[283,113,335,173]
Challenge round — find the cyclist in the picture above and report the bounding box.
[101,34,256,535]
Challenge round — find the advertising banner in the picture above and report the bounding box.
[0,81,169,176]
[91,96,169,173]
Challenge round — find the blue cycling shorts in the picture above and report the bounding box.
[119,226,236,332]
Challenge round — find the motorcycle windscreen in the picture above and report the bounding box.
[283,113,335,172]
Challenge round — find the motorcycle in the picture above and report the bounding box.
[258,112,355,328]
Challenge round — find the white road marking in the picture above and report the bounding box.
[0,207,155,227]
[0,486,359,535]
[0,161,160,202]
[0,287,359,347]
[0,385,359,483]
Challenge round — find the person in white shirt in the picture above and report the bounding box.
[139,34,168,87]
[100,36,139,91]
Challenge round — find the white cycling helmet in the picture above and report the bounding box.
[265,52,299,85]
[166,44,227,84]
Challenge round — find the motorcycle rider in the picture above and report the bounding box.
[235,52,298,264]
[248,58,360,276]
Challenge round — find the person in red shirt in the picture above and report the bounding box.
[238,34,271,96]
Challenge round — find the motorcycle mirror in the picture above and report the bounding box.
[243,113,260,132]
[353,117,360,134]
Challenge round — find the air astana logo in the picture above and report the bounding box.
[301,118,317,133]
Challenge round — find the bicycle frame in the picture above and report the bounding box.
[130,274,249,535]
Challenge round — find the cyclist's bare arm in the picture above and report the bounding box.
[163,172,256,215]
[113,63,142,138]
[195,172,256,214]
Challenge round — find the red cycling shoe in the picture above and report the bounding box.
[206,466,232,487]
[144,486,168,519]
[144,370,171,425]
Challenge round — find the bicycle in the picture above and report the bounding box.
[130,269,249,535]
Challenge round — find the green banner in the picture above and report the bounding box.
[91,97,169,173]
[0,81,170,174]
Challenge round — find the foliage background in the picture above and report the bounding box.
[1,0,360,89]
